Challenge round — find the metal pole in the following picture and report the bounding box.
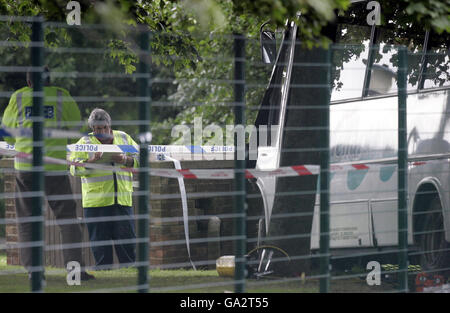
[233,33,246,293]
[31,16,44,293]
[319,47,332,293]
[397,46,408,292]
[137,28,150,293]
[362,25,378,97]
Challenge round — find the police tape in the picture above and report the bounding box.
[152,162,438,180]
[0,141,234,154]
[0,141,442,180]
[0,144,321,179]
[152,165,321,180]
[0,125,235,154]
[165,155,196,270]
[67,143,235,154]
[0,146,132,173]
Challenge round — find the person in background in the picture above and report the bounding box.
[70,108,138,270]
[1,66,95,282]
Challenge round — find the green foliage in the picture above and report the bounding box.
[148,0,270,144]
[108,39,137,74]
[233,0,351,48]
[405,0,450,33]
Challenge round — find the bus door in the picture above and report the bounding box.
[252,22,298,236]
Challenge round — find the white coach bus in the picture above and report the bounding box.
[249,0,449,275]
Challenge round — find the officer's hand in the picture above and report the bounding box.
[111,153,126,164]
[87,152,103,163]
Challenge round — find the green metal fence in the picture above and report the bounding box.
[0,15,448,295]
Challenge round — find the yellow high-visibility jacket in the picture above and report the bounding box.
[1,86,81,171]
[69,131,139,208]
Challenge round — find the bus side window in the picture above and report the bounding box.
[331,24,371,102]
[368,28,426,95]
[422,36,450,89]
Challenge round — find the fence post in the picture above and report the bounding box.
[397,46,408,292]
[137,28,150,293]
[233,33,246,293]
[319,46,332,293]
[31,16,44,293]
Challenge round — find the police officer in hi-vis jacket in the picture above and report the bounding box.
[70,108,138,270]
[1,67,94,281]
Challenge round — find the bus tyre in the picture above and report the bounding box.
[417,196,449,277]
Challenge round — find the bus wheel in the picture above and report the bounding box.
[417,196,449,276]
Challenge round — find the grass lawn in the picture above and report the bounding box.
[0,253,396,293]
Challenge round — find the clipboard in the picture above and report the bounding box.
[92,152,123,164]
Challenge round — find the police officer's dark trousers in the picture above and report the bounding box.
[15,171,85,273]
[83,204,136,270]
